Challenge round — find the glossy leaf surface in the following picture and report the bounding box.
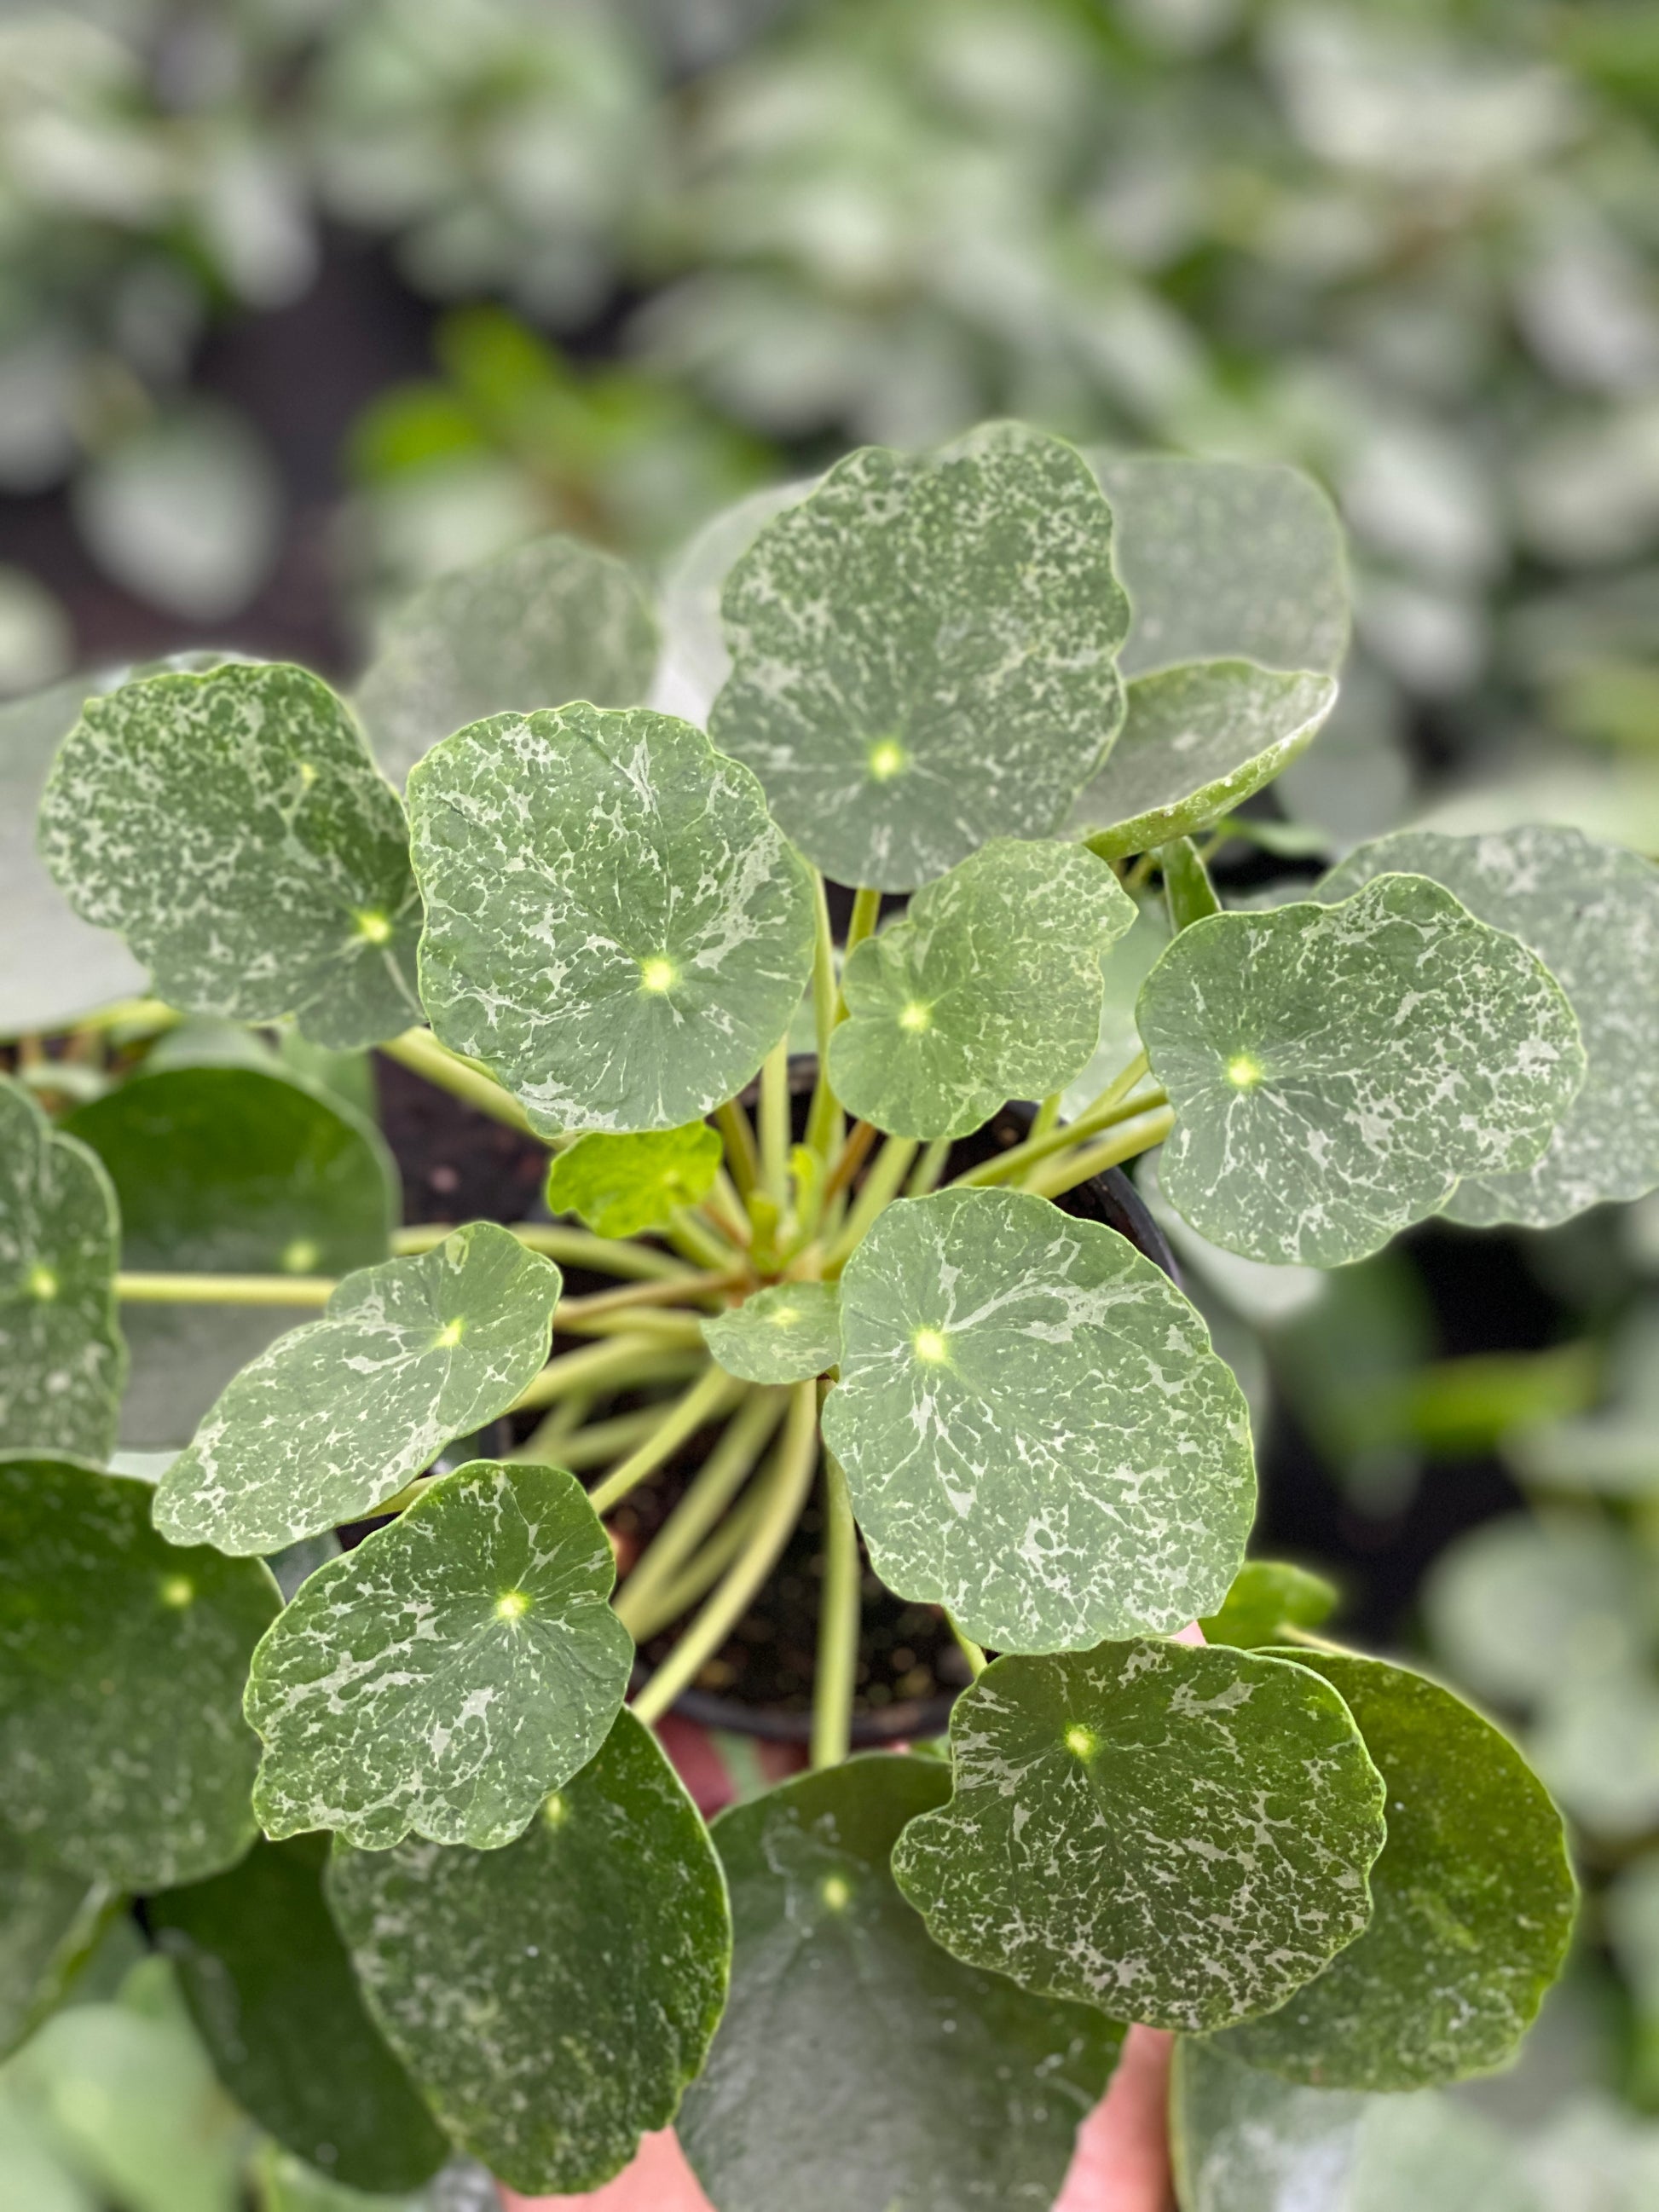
[546,1123,722,1238]
[702,1279,841,1384]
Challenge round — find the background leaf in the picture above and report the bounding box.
[0,1456,277,1890]
[0,1831,116,2062]
[1199,1560,1340,1651]
[828,840,1133,1139]
[325,1708,731,2197]
[545,1123,721,1238]
[154,1224,562,1556]
[246,1461,632,1850]
[702,1279,840,1384]
[38,662,422,1050]
[710,424,1130,892]
[408,702,815,1134]
[823,1186,1255,1652]
[678,1754,1123,2212]
[892,1639,1386,2034]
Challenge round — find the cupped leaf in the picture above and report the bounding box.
[154,1224,563,1556]
[0,1077,124,1463]
[356,534,658,784]
[1319,826,1659,1226]
[1087,453,1350,679]
[678,1755,1123,2212]
[325,1707,731,2197]
[246,1461,632,1851]
[702,1280,841,1384]
[546,1122,721,1239]
[892,1639,1385,2035]
[1138,875,1586,1267]
[1199,1560,1340,1651]
[1,1830,118,2061]
[150,1837,447,2192]
[822,1186,1255,1653]
[66,1064,396,1451]
[37,661,422,1049]
[1216,1652,1575,2088]
[408,703,815,1135]
[828,840,1134,1140]
[1071,663,1338,861]
[0,1455,278,1890]
[710,424,1130,892]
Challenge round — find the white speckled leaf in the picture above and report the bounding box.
[154,1224,563,1556]
[702,1281,841,1384]
[1216,1652,1576,2090]
[0,1077,124,1463]
[325,1708,731,2197]
[246,1460,632,1851]
[821,1187,1255,1653]
[678,1756,1124,2212]
[1087,454,1350,679]
[1138,875,1586,1268]
[891,1640,1385,2035]
[0,1454,278,1890]
[37,662,422,1048]
[710,424,1130,892]
[1071,663,1338,861]
[546,1123,722,1239]
[1318,828,1659,1227]
[408,703,815,1135]
[829,840,1134,1140]
[356,534,658,784]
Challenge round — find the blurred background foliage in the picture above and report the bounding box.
[5,0,1659,2198]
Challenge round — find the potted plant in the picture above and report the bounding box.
[7,421,1656,2210]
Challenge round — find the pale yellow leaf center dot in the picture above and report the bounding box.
[772,1307,799,1325]
[353,908,394,946]
[280,1238,321,1275]
[820,1874,852,1911]
[26,1264,58,1301]
[912,1327,949,1365]
[1065,1724,1099,1762]
[1226,1053,1263,1091]
[298,761,318,789]
[496,1590,531,1621]
[160,1575,194,1609]
[639,956,677,994]
[434,1318,465,1349]
[867,737,907,783]
[899,1001,932,1034]
[543,1792,567,1828]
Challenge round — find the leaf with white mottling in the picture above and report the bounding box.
[892,1640,1385,2035]
[1138,875,1585,1267]
[546,1123,721,1239]
[1087,454,1350,679]
[1071,663,1338,861]
[0,1455,277,1890]
[710,424,1130,892]
[408,703,815,1135]
[0,1077,124,1463]
[37,662,422,1048]
[828,840,1134,1139]
[702,1281,840,1384]
[1216,1653,1575,2088]
[154,1224,563,1556]
[821,1187,1255,1653]
[678,1756,1123,2212]
[356,534,658,783]
[1199,1560,1339,1651]
[326,1708,731,2197]
[246,1461,631,1850]
[1318,827,1659,1226]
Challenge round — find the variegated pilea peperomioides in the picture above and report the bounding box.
[5,420,1656,2208]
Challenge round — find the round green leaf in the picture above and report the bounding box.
[1087,454,1350,679]
[1199,1560,1340,1651]
[892,1639,1385,2035]
[1529,1664,1659,1839]
[0,1829,116,2062]
[325,1707,731,2197]
[356,534,659,784]
[822,1186,1255,1653]
[1071,663,1338,862]
[1217,1652,1576,2089]
[678,1755,1123,2212]
[149,1835,448,2192]
[38,662,422,1050]
[1319,826,1659,1226]
[0,1077,125,1464]
[0,1455,278,1890]
[702,1280,841,1384]
[408,702,815,1135]
[66,1064,396,1452]
[1423,1516,1650,1709]
[546,1123,722,1239]
[246,1460,632,1851]
[1138,875,1586,1267]
[710,424,1130,892]
[153,1224,563,1556]
[828,840,1134,1140]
